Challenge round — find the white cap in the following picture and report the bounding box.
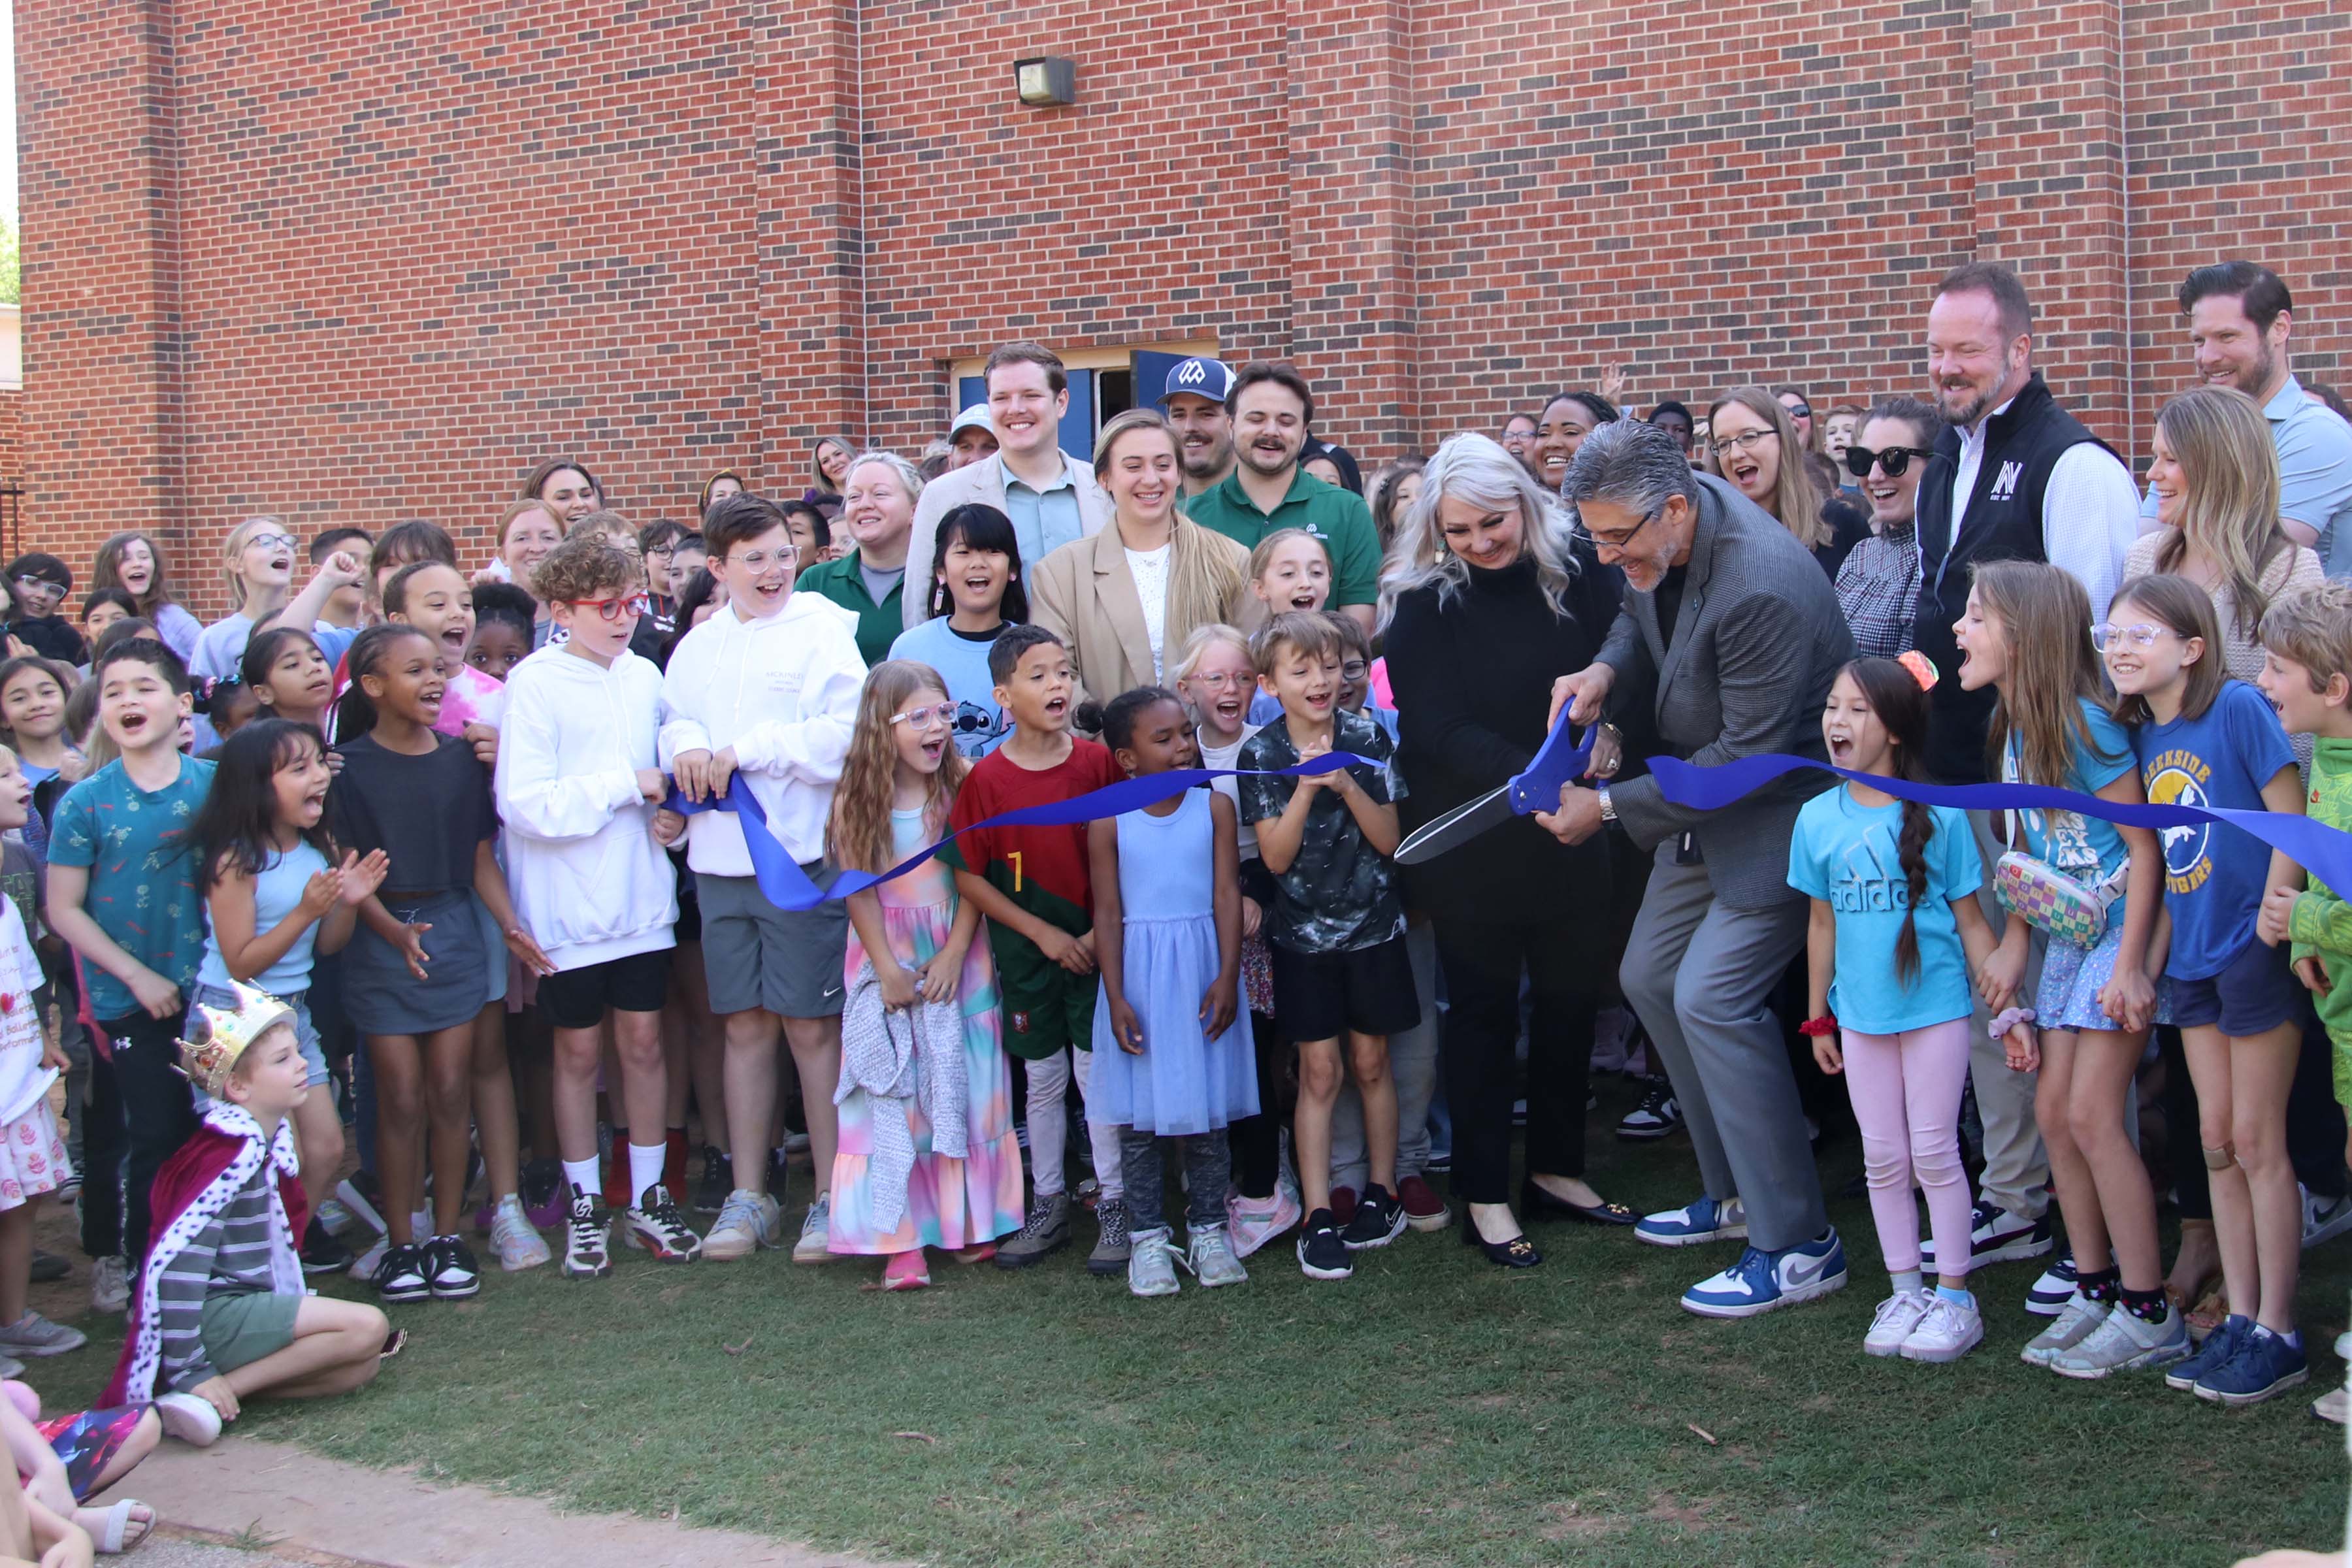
[950,405,994,438]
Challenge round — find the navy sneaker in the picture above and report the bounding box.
[2024,1249,2077,1317]
[1681,1230,1848,1320]
[1920,1199,2052,1271]
[1635,1194,1746,1249]
[1296,1210,1353,1281]
[2195,1326,2310,1407]
[2166,1314,2252,1392]
[1341,1184,1406,1250]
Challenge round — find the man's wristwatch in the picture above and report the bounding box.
[1597,785,1616,823]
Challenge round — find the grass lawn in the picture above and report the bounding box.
[39,1077,2352,1567]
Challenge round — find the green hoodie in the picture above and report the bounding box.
[2288,734,2352,1100]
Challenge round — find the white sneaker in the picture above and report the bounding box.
[348,1232,391,1282]
[2021,1292,2108,1367]
[1900,1297,1985,1363]
[2301,1185,2352,1250]
[1186,1221,1249,1288]
[702,1189,781,1262]
[1864,1290,1933,1357]
[88,1255,129,1315]
[1128,1226,1181,1297]
[2048,1300,2189,1379]
[792,1192,835,1264]
[487,1196,551,1272]
[155,1391,222,1448]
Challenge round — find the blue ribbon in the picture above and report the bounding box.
[1645,752,2352,898]
[664,753,1369,911]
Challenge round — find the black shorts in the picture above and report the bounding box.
[1270,935,1420,1043]
[2171,936,2304,1038]
[537,948,674,1031]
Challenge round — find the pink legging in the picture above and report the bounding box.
[1840,1019,1974,1277]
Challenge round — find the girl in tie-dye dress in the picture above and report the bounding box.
[826,661,1024,1290]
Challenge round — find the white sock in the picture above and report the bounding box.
[629,1142,666,1205]
[562,1158,600,1200]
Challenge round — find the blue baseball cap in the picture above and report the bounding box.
[1158,357,1235,406]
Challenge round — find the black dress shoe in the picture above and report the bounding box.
[1460,1213,1543,1268]
[1520,1179,1639,1226]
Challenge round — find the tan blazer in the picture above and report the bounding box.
[1029,522,1253,709]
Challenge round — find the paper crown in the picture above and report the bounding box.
[177,982,297,1098]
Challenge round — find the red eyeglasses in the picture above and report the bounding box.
[569,593,651,623]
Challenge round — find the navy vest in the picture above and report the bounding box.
[1913,374,2110,782]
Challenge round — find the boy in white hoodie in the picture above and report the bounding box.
[496,534,699,1279]
[660,493,866,1264]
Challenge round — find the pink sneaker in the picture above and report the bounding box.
[1226,1181,1302,1259]
[883,1250,930,1291]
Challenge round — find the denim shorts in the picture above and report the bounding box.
[192,982,329,1087]
[2170,936,2304,1038]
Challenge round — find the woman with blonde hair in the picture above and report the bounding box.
[1708,387,1867,580]
[2124,385,2321,689]
[188,517,365,691]
[1030,410,1251,710]
[807,436,857,521]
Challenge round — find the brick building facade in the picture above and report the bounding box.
[15,0,2351,611]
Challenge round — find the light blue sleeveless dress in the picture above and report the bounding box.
[1088,789,1258,1135]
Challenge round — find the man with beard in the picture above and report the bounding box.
[1907,259,2141,1295]
[2151,263,2352,572]
[1160,356,1238,499]
[1181,363,1382,633]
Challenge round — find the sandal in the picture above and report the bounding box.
[81,1499,154,1554]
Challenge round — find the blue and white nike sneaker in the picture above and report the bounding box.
[1680,1230,1848,1319]
[1634,1195,1747,1249]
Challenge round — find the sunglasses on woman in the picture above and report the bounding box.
[1843,444,1938,480]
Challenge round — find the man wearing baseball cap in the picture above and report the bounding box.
[1159,356,1238,500]
[948,406,998,470]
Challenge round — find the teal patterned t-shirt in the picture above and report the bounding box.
[47,756,216,1021]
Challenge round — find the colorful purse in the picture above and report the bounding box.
[1993,850,2127,948]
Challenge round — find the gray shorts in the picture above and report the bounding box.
[694,870,849,1019]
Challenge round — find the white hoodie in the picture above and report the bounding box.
[495,644,679,971]
[657,591,866,874]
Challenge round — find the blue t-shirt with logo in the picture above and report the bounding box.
[2132,679,2296,981]
[1788,784,1983,1034]
[2002,696,2136,885]
[887,617,1014,759]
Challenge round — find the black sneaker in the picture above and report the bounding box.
[1617,1076,1683,1141]
[694,1145,732,1215]
[1341,1184,1407,1251]
[375,1243,430,1303]
[302,1216,354,1276]
[1297,1209,1353,1281]
[425,1235,482,1299]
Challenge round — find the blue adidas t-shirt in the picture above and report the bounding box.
[887,617,1014,759]
[2132,679,2297,981]
[1788,783,1983,1034]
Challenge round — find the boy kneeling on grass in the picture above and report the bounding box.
[103,983,393,1446]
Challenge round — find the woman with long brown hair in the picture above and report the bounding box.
[1029,410,1251,709]
[1709,386,1868,580]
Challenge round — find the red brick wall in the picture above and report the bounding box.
[18,0,2352,616]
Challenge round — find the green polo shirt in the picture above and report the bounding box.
[1181,468,1382,608]
[794,548,903,668]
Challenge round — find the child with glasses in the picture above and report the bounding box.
[1,557,85,667]
[189,522,367,712]
[498,534,695,1277]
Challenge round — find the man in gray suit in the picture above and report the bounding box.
[1539,419,1854,1319]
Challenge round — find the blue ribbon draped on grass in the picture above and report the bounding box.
[664,753,1368,912]
[1646,753,2352,899]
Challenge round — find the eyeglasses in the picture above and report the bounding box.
[644,545,676,559]
[1184,671,1249,689]
[1340,661,1369,681]
[1844,444,1938,480]
[1571,506,1661,553]
[725,546,798,574]
[1708,429,1777,460]
[242,533,297,554]
[890,702,956,731]
[569,593,651,623]
[9,578,63,604]
[2090,622,2181,652]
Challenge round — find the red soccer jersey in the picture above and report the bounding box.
[944,739,1123,936]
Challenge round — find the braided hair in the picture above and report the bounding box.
[1840,657,1936,983]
